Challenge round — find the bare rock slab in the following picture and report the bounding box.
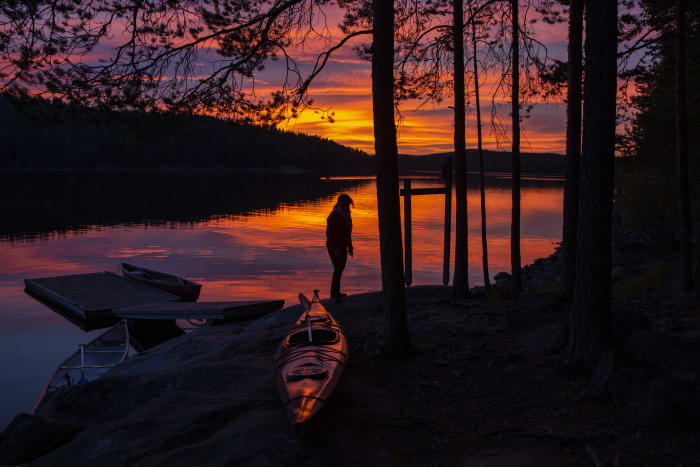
[0,414,78,465]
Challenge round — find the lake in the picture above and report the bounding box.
[0,170,563,428]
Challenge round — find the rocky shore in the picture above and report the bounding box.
[2,245,700,466]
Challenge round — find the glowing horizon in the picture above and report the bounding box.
[269,19,569,156]
[1,3,571,157]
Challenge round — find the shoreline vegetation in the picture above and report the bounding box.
[0,94,565,175]
[2,237,700,465]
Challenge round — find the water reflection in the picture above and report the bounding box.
[0,170,369,241]
[0,170,562,428]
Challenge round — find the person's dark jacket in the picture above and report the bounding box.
[326,210,353,253]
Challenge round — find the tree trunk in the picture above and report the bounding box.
[567,0,617,369]
[471,1,489,290]
[562,0,583,299]
[511,0,521,300]
[695,258,700,299]
[452,0,469,297]
[676,0,693,292]
[372,0,410,356]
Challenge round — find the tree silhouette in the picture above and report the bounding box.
[675,0,693,292]
[469,0,490,290]
[568,0,617,368]
[452,0,470,297]
[372,0,410,355]
[0,0,371,121]
[561,0,583,300]
[510,0,521,300]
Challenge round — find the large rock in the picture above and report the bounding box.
[516,292,561,313]
[21,306,308,466]
[607,367,656,407]
[612,309,651,339]
[627,377,700,431]
[587,351,615,401]
[485,353,523,374]
[465,446,569,467]
[9,293,413,466]
[0,414,78,465]
[626,331,700,378]
[613,230,651,254]
[611,265,645,282]
[681,321,700,341]
[518,322,567,355]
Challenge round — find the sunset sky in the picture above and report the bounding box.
[3,2,574,156]
[262,10,571,156]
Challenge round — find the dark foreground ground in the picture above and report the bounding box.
[2,250,700,466]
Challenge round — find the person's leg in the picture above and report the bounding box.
[334,250,347,296]
[328,247,347,297]
[328,246,340,297]
[331,267,341,297]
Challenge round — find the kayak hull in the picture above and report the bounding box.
[275,298,347,427]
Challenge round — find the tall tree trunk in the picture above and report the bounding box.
[567,0,617,368]
[562,0,583,299]
[511,0,521,300]
[696,258,700,299]
[471,1,489,290]
[372,0,410,355]
[452,0,469,297]
[676,0,693,292]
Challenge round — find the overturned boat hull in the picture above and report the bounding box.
[120,262,201,301]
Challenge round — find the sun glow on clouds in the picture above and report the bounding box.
[266,11,570,156]
[275,57,569,155]
[38,5,570,156]
[287,85,568,155]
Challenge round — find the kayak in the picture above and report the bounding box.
[34,320,129,411]
[275,291,348,428]
[120,262,201,301]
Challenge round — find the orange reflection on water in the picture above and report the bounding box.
[1,177,562,311]
[185,178,562,303]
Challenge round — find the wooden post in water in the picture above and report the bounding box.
[443,158,453,286]
[403,179,412,286]
[400,181,449,287]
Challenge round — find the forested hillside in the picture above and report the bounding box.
[0,94,565,174]
[0,95,373,171]
[399,151,565,174]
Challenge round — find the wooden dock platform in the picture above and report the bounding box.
[25,271,285,324]
[25,272,180,320]
[24,288,119,331]
[113,300,285,322]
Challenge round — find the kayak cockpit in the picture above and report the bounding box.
[288,328,338,345]
[286,364,329,381]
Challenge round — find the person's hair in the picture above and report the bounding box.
[336,193,354,208]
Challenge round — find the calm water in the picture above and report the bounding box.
[0,170,563,428]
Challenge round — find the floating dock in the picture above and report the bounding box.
[25,272,179,320]
[113,300,285,321]
[25,271,284,324]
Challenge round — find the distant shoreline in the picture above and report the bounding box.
[0,167,565,178]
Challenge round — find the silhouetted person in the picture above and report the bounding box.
[326,194,354,299]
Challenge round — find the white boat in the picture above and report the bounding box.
[34,320,129,411]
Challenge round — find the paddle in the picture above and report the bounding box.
[77,344,88,384]
[298,293,313,343]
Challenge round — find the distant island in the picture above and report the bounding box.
[398,151,565,175]
[0,94,564,174]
